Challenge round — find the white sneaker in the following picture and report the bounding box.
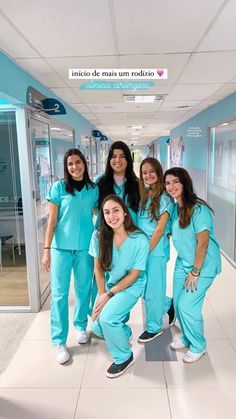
[77,330,89,344]
[183,349,206,363]
[55,344,69,364]
[170,339,188,350]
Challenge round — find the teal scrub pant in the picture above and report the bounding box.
[88,275,98,316]
[50,248,94,345]
[173,265,215,353]
[144,254,172,333]
[91,287,141,364]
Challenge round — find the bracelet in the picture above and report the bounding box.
[192,266,201,274]
[44,247,51,249]
[191,270,200,277]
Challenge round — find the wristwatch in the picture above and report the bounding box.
[192,266,201,274]
[107,291,114,298]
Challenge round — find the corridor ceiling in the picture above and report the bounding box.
[1,0,236,145]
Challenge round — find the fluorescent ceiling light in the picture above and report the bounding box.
[131,125,143,129]
[135,95,156,103]
[124,94,166,103]
[51,127,61,131]
[220,122,229,126]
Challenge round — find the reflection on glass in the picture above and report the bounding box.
[100,143,109,173]
[208,121,236,262]
[0,111,29,305]
[31,118,51,297]
[50,126,74,180]
[80,135,92,176]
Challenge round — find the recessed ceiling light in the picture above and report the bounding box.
[127,125,146,130]
[124,94,166,103]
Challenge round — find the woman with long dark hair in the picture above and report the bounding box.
[97,141,140,223]
[89,195,149,378]
[137,158,175,343]
[42,148,98,364]
[90,141,140,309]
[164,167,221,363]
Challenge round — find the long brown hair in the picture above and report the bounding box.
[99,195,141,271]
[98,141,140,212]
[164,167,214,228]
[139,157,165,220]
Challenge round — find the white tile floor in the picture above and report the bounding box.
[0,253,236,419]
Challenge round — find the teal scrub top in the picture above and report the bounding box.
[95,178,138,227]
[114,182,138,224]
[47,180,98,251]
[89,230,149,296]
[138,192,174,259]
[171,203,221,276]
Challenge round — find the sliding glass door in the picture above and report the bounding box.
[208,121,236,264]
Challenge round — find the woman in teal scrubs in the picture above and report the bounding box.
[89,195,149,378]
[138,158,175,343]
[164,167,221,363]
[42,148,98,364]
[90,141,140,309]
[97,141,140,224]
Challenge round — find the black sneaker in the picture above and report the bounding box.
[138,330,162,343]
[106,353,134,378]
[167,300,176,326]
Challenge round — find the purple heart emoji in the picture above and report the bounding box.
[157,69,164,77]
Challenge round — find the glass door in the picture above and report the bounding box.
[50,125,74,181]
[30,117,52,301]
[0,110,29,306]
[208,121,236,264]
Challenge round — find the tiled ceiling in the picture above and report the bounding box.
[0,0,236,145]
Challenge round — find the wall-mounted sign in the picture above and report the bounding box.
[170,137,184,167]
[101,135,108,141]
[187,126,202,138]
[26,87,66,115]
[41,98,66,115]
[92,130,102,138]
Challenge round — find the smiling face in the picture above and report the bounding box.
[67,154,85,180]
[109,149,128,176]
[103,199,126,231]
[141,162,158,188]
[165,174,183,204]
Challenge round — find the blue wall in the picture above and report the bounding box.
[150,135,169,168]
[170,91,236,171]
[0,52,98,145]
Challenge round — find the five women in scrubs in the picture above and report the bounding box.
[42,148,98,364]
[164,167,221,363]
[89,195,149,378]
[138,158,175,343]
[42,143,222,370]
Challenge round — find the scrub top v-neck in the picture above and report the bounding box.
[47,180,98,251]
[89,230,149,295]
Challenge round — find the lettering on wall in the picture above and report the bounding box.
[187,127,202,137]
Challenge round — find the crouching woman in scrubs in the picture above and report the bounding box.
[89,195,149,378]
[164,167,221,363]
[42,148,98,364]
